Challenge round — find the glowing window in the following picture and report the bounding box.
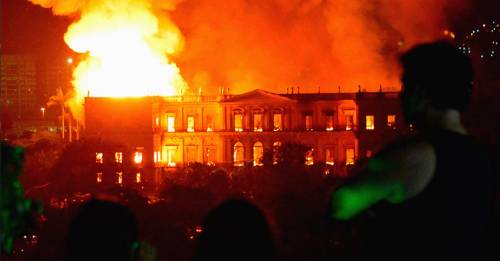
[387,114,396,128]
[273,113,282,131]
[253,142,264,166]
[206,147,216,166]
[326,115,334,131]
[305,148,314,165]
[115,152,123,163]
[186,146,197,163]
[325,147,334,165]
[154,151,158,163]
[167,115,175,132]
[345,115,353,130]
[136,172,141,183]
[117,171,123,185]
[187,116,195,132]
[96,172,103,183]
[272,141,282,164]
[163,146,178,167]
[346,148,355,165]
[206,115,213,132]
[253,113,263,132]
[134,151,143,164]
[305,114,313,131]
[155,116,160,127]
[96,152,103,164]
[234,113,243,132]
[233,142,245,166]
[366,115,375,130]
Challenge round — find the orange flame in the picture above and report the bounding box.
[29,0,187,121]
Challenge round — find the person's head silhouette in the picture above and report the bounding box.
[400,41,473,129]
[195,199,276,261]
[65,199,139,261]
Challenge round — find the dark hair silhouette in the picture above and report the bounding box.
[195,199,276,261]
[65,199,139,261]
[401,41,474,111]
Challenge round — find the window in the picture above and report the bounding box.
[273,113,282,131]
[345,115,353,130]
[186,146,197,163]
[305,113,313,131]
[154,151,160,163]
[206,115,214,132]
[387,115,396,128]
[233,142,245,166]
[325,147,334,165]
[134,151,143,164]
[96,152,103,164]
[187,116,195,132]
[234,113,243,132]
[346,148,355,165]
[305,148,314,165]
[326,114,334,131]
[96,172,103,183]
[115,152,123,163]
[206,147,216,166]
[167,115,175,132]
[272,141,281,164]
[136,172,141,183]
[366,115,375,130]
[253,113,263,132]
[116,171,123,185]
[253,142,264,166]
[163,146,178,167]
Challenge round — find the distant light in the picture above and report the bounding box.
[195,226,203,233]
[67,57,73,64]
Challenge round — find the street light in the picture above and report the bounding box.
[40,107,46,120]
[67,57,73,64]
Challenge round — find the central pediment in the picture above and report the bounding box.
[221,89,295,104]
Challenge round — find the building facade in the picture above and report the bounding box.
[84,89,406,187]
[0,55,37,119]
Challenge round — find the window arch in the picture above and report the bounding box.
[233,142,245,166]
[253,142,264,166]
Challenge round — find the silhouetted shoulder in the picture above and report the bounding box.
[370,135,436,200]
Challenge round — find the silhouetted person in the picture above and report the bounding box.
[331,42,496,260]
[195,199,276,261]
[65,199,139,261]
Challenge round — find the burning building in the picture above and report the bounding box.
[84,88,406,187]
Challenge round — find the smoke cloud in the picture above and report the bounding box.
[29,0,468,95]
[172,0,468,93]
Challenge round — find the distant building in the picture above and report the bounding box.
[0,55,37,118]
[84,89,407,188]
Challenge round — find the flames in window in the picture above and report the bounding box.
[253,142,264,166]
[167,115,176,132]
[234,114,243,132]
[115,152,123,163]
[366,115,375,130]
[187,116,195,132]
[305,148,314,165]
[134,151,143,164]
[273,113,282,131]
